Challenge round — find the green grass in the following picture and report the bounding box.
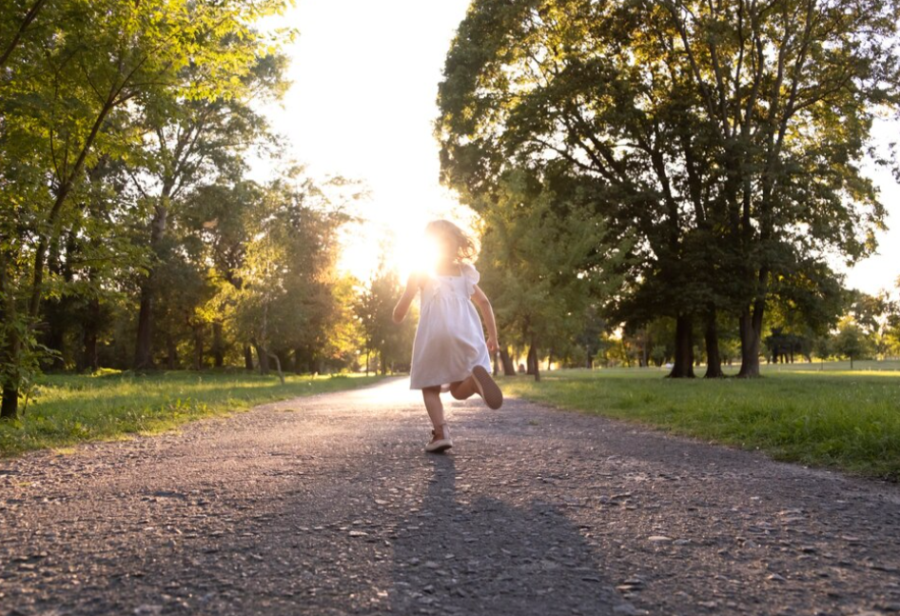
[0,371,382,458]
[502,364,900,481]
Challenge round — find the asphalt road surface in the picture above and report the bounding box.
[2,378,900,615]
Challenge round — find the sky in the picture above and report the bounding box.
[262,0,900,296]
[260,0,474,282]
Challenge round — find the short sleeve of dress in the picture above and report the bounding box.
[461,263,480,297]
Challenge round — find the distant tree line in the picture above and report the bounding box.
[583,285,900,369]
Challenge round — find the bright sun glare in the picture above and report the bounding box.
[338,207,471,283]
[255,0,481,286]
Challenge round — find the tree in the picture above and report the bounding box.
[474,169,628,381]
[436,0,900,381]
[884,279,900,358]
[573,304,606,369]
[321,275,366,373]
[0,0,291,418]
[847,290,898,360]
[213,172,350,380]
[832,319,873,369]
[354,256,414,376]
[129,50,288,370]
[812,334,833,368]
[186,179,259,368]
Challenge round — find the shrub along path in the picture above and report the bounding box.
[1,378,899,615]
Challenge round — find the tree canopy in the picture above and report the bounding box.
[437,0,900,378]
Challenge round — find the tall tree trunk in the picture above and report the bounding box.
[212,321,225,368]
[0,253,19,420]
[41,230,77,371]
[81,326,99,373]
[526,344,540,382]
[668,314,695,378]
[500,348,516,376]
[166,335,178,370]
[78,297,101,373]
[737,268,767,377]
[268,350,285,384]
[1,386,17,420]
[193,324,204,370]
[41,235,66,371]
[134,201,169,370]
[30,95,118,322]
[134,274,156,369]
[254,301,271,377]
[492,351,499,376]
[703,309,724,378]
[42,308,66,370]
[737,303,764,378]
[254,340,269,375]
[243,344,254,371]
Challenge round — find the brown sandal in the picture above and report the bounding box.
[472,366,503,409]
[425,423,453,453]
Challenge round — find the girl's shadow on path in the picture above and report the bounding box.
[389,454,619,615]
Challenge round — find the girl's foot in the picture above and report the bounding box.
[472,366,503,409]
[425,424,453,453]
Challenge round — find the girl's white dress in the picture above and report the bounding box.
[409,263,492,390]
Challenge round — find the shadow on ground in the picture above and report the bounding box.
[389,453,619,615]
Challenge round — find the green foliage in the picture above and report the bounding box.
[475,168,630,372]
[0,0,294,415]
[0,311,54,408]
[504,367,900,480]
[354,253,415,375]
[832,319,875,367]
[211,171,352,374]
[437,0,900,375]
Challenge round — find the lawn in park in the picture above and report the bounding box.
[502,361,900,481]
[0,371,382,458]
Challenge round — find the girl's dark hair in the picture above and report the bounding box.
[425,220,478,261]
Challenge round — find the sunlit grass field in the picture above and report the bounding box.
[502,362,900,481]
[0,371,382,458]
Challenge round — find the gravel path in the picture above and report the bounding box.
[2,377,900,616]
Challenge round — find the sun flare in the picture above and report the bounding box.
[337,204,476,284]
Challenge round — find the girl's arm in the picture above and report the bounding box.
[392,273,420,324]
[471,284,500,353]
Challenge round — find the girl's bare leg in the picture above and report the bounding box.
[449,377,478,400]
[422,386,447,439]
